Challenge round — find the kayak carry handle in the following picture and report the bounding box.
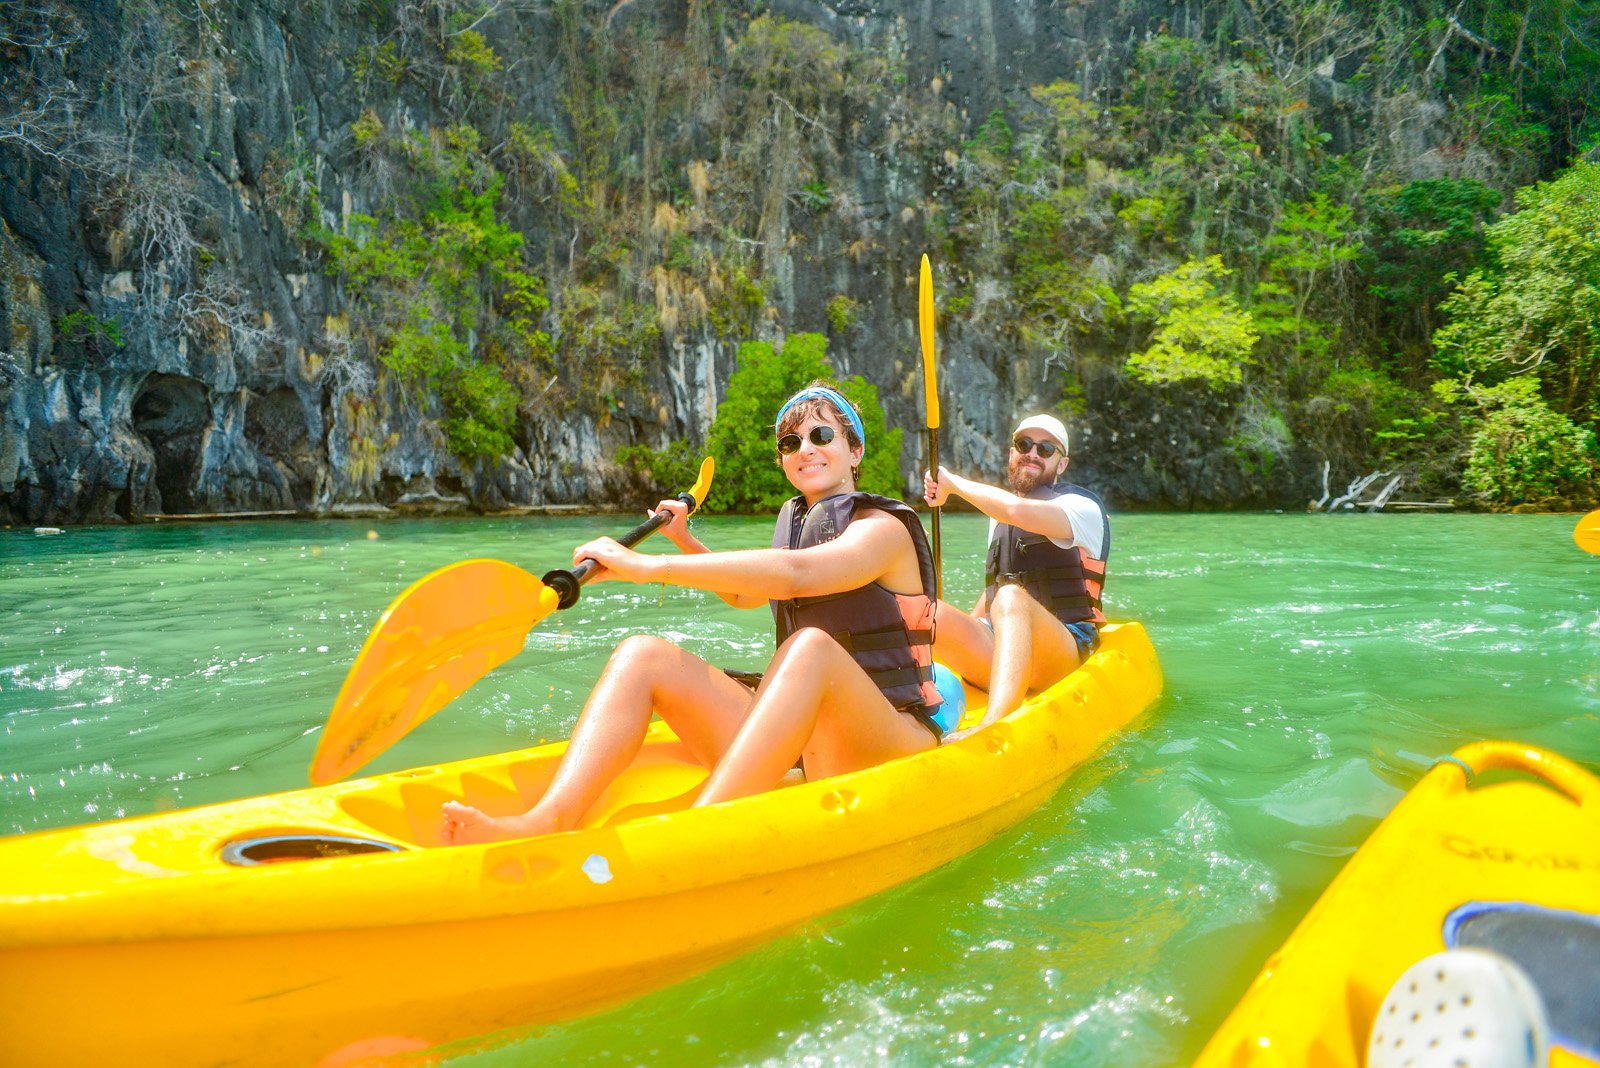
[1439,740,1600,809]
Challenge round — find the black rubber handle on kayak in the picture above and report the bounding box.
[541,491,696,610]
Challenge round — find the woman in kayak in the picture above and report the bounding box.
[442,383,943,844]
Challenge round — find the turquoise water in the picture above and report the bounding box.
[3,513,1598,1065]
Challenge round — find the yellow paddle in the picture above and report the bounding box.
[1577,509,1600,554]
[920,254,942,601]
[310,457,716,785]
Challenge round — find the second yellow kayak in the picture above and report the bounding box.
[1195,740,1600,1068]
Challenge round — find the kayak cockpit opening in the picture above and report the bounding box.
[220,833,406,866]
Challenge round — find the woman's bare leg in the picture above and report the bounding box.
[693,628,935,807]
[443,636,755,844]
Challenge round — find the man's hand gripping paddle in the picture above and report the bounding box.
[920,254,942,601]
[1577,510,1600,555]
[309,457,716,785]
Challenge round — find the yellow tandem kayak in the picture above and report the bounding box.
[0,622,1161,1068]
[1194,739,1600,1068]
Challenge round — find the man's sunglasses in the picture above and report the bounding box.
[1012,435,1062,459]
[777,425,837,455]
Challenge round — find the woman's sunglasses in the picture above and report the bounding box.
[777,425,837,455]
[1012,435,1062,459]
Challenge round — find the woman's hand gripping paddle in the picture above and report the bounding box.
[309,457,716,785]
[920,254,942,601]
[1577,510,1600,554]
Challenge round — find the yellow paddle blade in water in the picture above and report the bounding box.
[1577,510,1600,554]
[310,560,559,785]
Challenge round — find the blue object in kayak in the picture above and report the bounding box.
[931,663,965,734]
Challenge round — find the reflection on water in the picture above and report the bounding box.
[3,513,1597,1066]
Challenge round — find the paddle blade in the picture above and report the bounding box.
[1577,510,1600,554]
[311,559,560,785]
[687,456,715,512]
[919,255,939,429]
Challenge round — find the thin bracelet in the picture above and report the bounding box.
[659,556,670,607]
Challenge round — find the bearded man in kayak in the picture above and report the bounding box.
[922,414,1108,742]
[443,383,951,844]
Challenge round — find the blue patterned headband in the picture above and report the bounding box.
[775,387,866,447]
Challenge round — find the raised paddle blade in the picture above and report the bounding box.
[310,560,559,785]
[1577,510,1600,554]
[919,255,939,429]
[919,254,943,602]
[686,456,715,512]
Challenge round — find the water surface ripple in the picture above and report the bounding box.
[3,513,1596,1065]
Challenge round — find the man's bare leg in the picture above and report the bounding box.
[693,628,935,807]
[442,635,755,844]
[982,584,1082,724]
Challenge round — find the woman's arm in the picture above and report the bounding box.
[575,510,915,602]
[649,499,764,608]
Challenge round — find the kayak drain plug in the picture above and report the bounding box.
[221,834,405,866]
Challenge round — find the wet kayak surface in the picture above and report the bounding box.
[4,512,1597,1066]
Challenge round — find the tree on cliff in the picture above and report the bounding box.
[621,333,901,512]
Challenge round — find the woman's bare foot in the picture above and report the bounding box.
[440,801,558,845]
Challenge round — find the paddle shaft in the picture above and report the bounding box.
[542,492,694,609]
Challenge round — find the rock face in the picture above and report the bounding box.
[0,0,1365,524]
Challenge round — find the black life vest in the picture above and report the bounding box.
[770,492,942,715]
[984,483,1110,627]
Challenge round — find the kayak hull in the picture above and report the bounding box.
[0,623,1161,1068]
[1194,740,1600,1068]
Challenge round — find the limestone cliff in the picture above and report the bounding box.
[0,0,1501,523]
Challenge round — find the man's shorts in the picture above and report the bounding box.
[980,616,1100,661]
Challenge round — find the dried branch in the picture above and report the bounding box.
[0,2,88,52]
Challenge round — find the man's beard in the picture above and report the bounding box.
[1007,456,1053,494]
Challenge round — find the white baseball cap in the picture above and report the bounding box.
[1012,414,1069,455]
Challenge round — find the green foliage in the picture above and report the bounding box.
[1364,178,1500,355]
[353,42,405,87]
[555,285,658,401]
[1028,82,1098,169]
[54,311,123,349]
[796,180,832,212]
[320,0,1596,503]
[616,438,703,499]
[1460,378,1598,502]
[1317,367,1443,460]
[316,125,551,460]
[1251,194,1362,364]
[1009,198,1120,337]
[628,333,902,512]
[352,110,384,148]
[447,30,502,76]
[1433,162,1600,423]
[824,294,859,332]
[1125,257,1258,387]
[964,110,1015,162]
[730,16,845,105]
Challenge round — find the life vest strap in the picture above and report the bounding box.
[834,627,934,653]
[868,664,935,690]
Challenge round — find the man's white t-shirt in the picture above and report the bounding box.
[985,490,1106,561]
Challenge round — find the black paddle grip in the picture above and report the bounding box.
[541,492,696,610]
